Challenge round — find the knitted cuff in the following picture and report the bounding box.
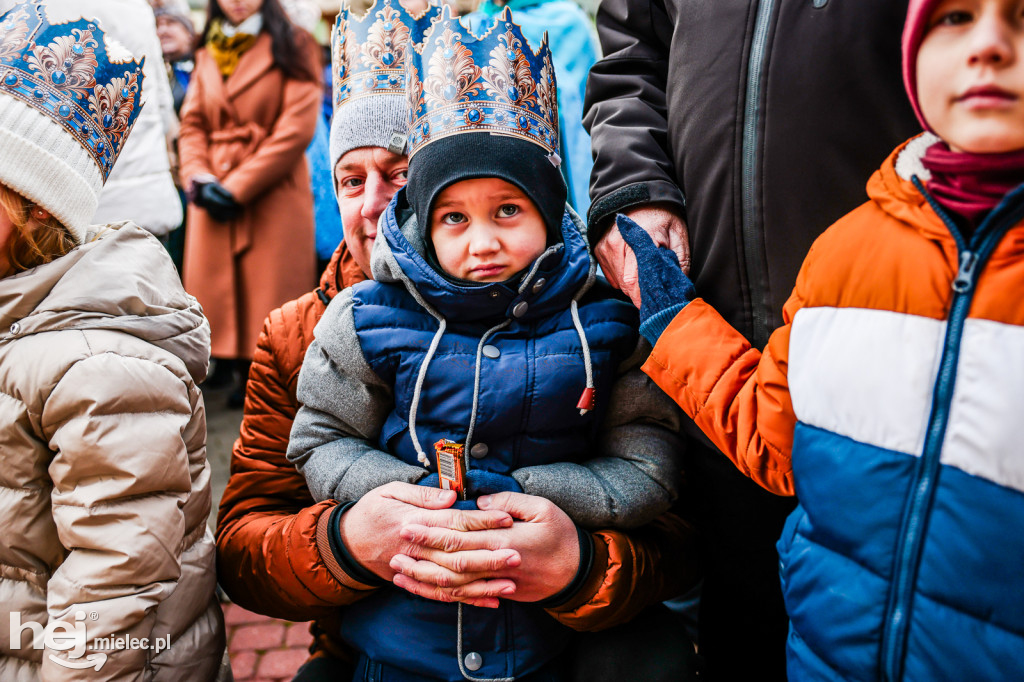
[534,525,595,609]
[327,502,390,588]
[639,302,688,346]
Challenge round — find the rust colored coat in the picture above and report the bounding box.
[179,32,320,360]
[216,243,699,663]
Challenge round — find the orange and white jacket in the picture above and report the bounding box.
[643,134,1024,682]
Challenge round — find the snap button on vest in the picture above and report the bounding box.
[482,345,500,359]
[10,322,20,335]
[513,301,529,318]
[464,652,483,671]
[470,442,489,459]
[532,277,546,293]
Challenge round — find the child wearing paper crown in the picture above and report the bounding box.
[613,0,1024,679]
[0,2,224,679]
[287,5,686,680]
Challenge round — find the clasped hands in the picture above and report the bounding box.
[338,482,580,609]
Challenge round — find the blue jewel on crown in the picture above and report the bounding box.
[0,2,145,181]
[406,5,559,159]
[331,0,442,112]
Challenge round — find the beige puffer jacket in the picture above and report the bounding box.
[0,224,225,681]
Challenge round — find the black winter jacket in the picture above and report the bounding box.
[584,0,919,346]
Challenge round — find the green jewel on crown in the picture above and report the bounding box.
[406,5,559,159]
[0,2,145,181]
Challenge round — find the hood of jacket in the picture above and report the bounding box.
[868,133,958,247]
[370,188,593,324]
[0,222,210,381]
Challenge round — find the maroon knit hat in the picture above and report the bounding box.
[903,0,941,131]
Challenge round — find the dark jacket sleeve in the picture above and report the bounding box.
[583,0,684,239]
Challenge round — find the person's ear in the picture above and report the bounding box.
[30,206,50,222]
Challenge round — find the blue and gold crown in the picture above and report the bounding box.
[0,2,144,181]
[332,0,442,112]
[406,6,558,159]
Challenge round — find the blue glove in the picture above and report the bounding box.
[418,473,440,488]
[466,469,523,497]
[615,214,697,344]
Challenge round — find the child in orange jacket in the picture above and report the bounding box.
[616,1,1024,680]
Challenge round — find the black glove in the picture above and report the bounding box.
[195,180,242,222]
[616,213,697,344]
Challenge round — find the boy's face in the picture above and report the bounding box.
[430,178,547,283]
[917,0,1024,153]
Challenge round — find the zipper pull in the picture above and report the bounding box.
[952,251,978,294]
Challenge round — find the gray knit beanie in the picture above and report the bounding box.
[150,0,195,37]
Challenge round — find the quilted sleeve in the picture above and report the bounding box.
[216,303,380,622]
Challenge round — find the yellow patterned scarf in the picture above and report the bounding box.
[206,18,258,78]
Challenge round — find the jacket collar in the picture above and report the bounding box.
[869,133,956,246]
[371,188,592,324]
[319,240,369,300]
[197,31,275,102]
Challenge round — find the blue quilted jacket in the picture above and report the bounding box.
[291,190,666,681]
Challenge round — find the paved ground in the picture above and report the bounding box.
[203,382,314,681]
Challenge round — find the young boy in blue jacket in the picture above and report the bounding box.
[286,6,686,681]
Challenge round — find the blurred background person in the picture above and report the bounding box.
[179,0,321,407]
[151,0,197,273]
[153,0,197,115]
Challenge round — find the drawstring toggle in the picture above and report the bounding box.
[576,387,595,414]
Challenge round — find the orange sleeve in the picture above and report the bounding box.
[641,291,805,497]
[546,513,699,631]
[215,308,377,622]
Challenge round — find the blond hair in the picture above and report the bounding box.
[0,185,77,276]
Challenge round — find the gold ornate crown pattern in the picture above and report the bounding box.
[332,0,442,111]
[0,2,145,181]
[406,6,558,158]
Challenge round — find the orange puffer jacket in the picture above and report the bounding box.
[216,242,697,663]
[641,135,1024,681]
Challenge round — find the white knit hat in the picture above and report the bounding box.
[328,0,441,183]
[0,2,145,243]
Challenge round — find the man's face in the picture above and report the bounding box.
[156,16,193,62]
[334,147,409,276]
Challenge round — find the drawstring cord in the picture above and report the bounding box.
[457,603,514,682]
[570,298,595,415]
[409,317,447,466]
[570,247,598,415]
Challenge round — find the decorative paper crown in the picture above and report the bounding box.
[406,5,558,159]
[0,2,145,181]
[332,0,442,114]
